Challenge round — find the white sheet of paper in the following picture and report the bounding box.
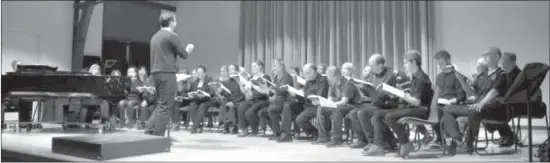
[283,84,304,97]
[208,82,232,94]
[378,83,406,99]
[307,95,337,108]
[196,90,211,97]
[351,78,374,86]
[176,74,192,82]
[438,98,452,105]
[296,76,306,85]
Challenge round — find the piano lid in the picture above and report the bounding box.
[16,64,58,73]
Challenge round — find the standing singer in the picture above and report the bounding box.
[146,12,194,136]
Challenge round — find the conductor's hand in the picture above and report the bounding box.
[186,44,194,53]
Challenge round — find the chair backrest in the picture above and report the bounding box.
[427,85,440,121]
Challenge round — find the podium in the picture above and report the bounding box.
[502,62,549,162]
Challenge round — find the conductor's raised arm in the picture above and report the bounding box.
[169,34,193,59]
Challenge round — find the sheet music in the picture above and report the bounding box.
[437,98,452,105]
[307,95,337,108]
[296,76,306,85]
[261,77,276,87]
[351,77,374,87]
[208,82,232,94]
[188,90,211,98]
[377,83,406,99]
[176,74,192,82]
[174,96,191,102]
[282,84,304,97]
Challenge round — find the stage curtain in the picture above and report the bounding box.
[238,1,438,78]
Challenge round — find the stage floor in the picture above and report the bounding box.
[1,125,546,161]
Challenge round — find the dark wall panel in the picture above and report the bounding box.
[103,1,161,43]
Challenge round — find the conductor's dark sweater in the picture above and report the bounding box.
[150,29,189,73]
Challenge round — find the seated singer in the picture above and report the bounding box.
[264,59,294,140]
[351,54,399,153]
[187,65,217,133]
[237,61,271,137]
[118,67,141,128]
[173,69,196,130]
[280,63,329,142]
[425,50,467,149]
[321,63,362,147]
[367,51,434,157]
[217,65,245,134]
[83,64,110,127]
[137,66,156,130]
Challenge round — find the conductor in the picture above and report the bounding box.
[146,12,194,136]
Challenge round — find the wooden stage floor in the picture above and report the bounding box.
[1,124,546,161]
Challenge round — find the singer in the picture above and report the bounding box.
[146,12,194,136]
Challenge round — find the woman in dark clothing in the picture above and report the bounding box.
[218,64,246,134]
[187,65,218,133]
[137,66,156,130]
[118,67,141,128]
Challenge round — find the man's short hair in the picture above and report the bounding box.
[304,63,317,73]
[326,66,342,77]
[273,58,285,68]
[291,66,301,75]
[159,13,175,28]
[503,52,517,63]
[254,60,265,70]
[404,50,422,66]
[342,62,354,71]
[369,54,386,65]
[196,65,207,72]
[484,47,502,58]
[434,50,451,60]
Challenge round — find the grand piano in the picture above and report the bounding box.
[1,65,129,133]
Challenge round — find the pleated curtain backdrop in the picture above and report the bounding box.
[238,1,438,79]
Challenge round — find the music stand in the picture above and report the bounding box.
[502,62,550,162]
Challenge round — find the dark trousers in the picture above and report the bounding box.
[146,73,176,136]
[349,104,393,143]
[266,103,284,134]
[237,99,269,132]
[272,101,303,134]
[314,106,333,139]
[118,99,139,125]
[257,106,270,131]
[219,101,241,128]
[329,105,354,139]
[140,102,156,122]
[441,105,471,140]
[445,102,546,147]
[442,104,513,146]
[372,107,428,146]
[172,99,191,125]
[188,99,217,128]
[296,105,319,134]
